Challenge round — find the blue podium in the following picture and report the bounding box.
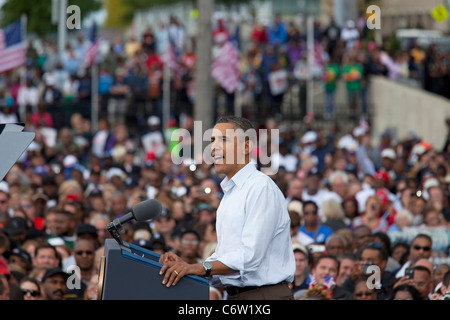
[99,239,210,300]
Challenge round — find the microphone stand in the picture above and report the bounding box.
[107,220,124,246]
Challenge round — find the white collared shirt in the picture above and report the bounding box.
[207,163,295,287]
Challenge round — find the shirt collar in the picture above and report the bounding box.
[220,162,256,192]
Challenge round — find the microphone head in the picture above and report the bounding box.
[132,199,162,222]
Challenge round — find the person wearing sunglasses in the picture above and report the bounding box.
[73,238,96,287]
[395,233,433,279]
[19,277,41,300]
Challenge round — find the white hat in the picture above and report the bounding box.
[353,126,366,137]
[424,177,440,190]
[292,242,309,257]
[106,167,126,181]
[147,116,160,126]
[301,131,318,144]
[381,148,396,160]
[63,155,78,168]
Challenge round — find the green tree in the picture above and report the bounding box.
[105,0,252,28]
[0,0,102,36]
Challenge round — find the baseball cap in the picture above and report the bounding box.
[4,247,32,266]
[76,223,98,237]
[292,242,309,258]
[381,148,396,160]
[42,267,69,282]
[8,217,28,235]
[147,116,160,126]
[424,177,440,190]
[376,188,389,206]
[374,170,390,184]
[301,131,318,144]
[196,203,213,213]
[133,239,152,250]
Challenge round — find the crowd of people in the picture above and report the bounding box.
[0,12,449,301]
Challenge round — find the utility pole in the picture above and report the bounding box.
[194,0,214,160]
[52,0,68,64]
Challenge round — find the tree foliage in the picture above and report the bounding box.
[0,0,102,36]
[105,0,252,28]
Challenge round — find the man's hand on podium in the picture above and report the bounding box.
[159,252,204,287]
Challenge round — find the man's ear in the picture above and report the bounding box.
[245,139,254,156]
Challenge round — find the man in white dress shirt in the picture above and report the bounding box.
[159,116,295,299]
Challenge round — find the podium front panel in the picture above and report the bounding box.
[101,239,209,300]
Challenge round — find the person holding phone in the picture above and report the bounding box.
[395,233,433,279]
[340,242,396,300]
[352,195,389,232]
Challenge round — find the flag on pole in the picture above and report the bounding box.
[161,43,179,73]
[85,21,100,67]
[314,40,325,68]
[0,19,27,74]
[211,41,241,94]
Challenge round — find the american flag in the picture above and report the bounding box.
[211,41,241,94]
[161,44,179,74]
[0,19,27,74]
[85,22,100,67]
[314,40,326,68]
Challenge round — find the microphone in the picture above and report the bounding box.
[107,199,162,245]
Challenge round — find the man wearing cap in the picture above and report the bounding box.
[8,216,30,247]
[76,223,99,249]
[159,116,295,300]
[5,247,32,274]
[41,267,69,300]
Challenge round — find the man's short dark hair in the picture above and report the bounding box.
[180,230,201,242]
[35,242,59,258]
[412,233,433,245]
[216,116,255,131]
[357,242,389,261]
[302,200,319,212]
[315,254,340,271]
[413,265,431,277]
[215,116,256,143]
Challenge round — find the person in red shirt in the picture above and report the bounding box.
[31,102,54,128]
[251,22,269,45]
[212,19,230,47]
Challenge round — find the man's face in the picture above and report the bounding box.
[360,248,386,271]
[211,122,250,179]
[412,269,433,300]
[313,257,338,286]
[180,233,200,258]
[294,251,308,276]
[0,192,9,212]
[44,275,66,300]
[410,238,433,263]
[45,213,73,236]
[353,228,373,250]
[325,238,345,257]
[303,203,318,226]
[35,248,59,268]
[338,258,355,282]
[74,240,95,271]
[288,179,304,199]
